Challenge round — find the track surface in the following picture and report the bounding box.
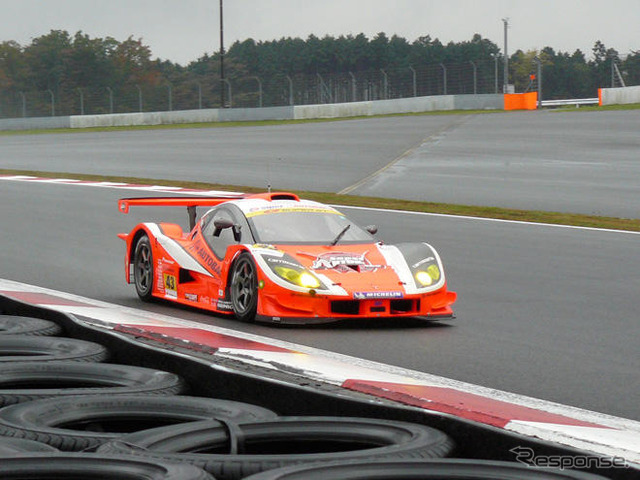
[2,110,640,217]
[1,110,639,421]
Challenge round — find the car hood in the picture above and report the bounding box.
[256,242,446,296]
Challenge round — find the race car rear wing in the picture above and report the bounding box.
[118,195,245,230]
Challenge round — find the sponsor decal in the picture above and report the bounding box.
[245,206,337,217]
[265,256,301,269]
[354,291,403,300]
[186,240,222,275]
[412,257,435,269]
[184,293,198,302]
[214,299,234,311]
[163,273,177,299]
[300,251,384,273]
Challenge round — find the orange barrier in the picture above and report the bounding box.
[504,92,538,110]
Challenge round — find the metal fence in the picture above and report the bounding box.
[0,59,505,119]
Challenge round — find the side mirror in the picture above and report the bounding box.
[213,218,235,237]
[366,225,378,235]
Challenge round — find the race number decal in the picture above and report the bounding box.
[163,273,177,299]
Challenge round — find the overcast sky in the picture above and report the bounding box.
[2,0,639,65]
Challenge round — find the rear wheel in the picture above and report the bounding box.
[134,234,154,301]
[230,253,258,322]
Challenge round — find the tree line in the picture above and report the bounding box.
[1,30,639,115]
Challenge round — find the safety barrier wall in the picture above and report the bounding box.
[0,94,504,130]
[599,85,640,105]
[504,92,538,111]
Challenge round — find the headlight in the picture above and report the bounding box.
[415,264,441,287]
[272,265,321,289]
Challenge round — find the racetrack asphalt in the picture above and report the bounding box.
[2,109,640,217]
[1,109,639,421]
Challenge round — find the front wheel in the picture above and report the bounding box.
[230,253,258,322]
[133,235,154,301]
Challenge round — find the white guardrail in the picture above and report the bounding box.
[541,98,599,107]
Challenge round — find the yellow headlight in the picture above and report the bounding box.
[299,272,321,289]
[274,266,320,289]
[415,271,433,286]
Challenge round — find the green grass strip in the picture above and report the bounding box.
[3,169,639,232]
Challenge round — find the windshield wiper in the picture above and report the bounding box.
[331,224,351,246]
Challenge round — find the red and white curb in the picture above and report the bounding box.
[0,174,244,196]
[1,278,638,465]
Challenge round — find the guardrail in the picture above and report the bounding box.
[541,98,599,107]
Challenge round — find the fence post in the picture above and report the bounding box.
[470,61,477,94]
[135,85,142,112]
[167,84,172,111]
[348,72,357,102]
[251,76,263,107]
[47,89,55,116]
[106,87,114,114]
[19,91,26,117]
[285,75,294,105]
[409,66,417,97]
[78,88,84,115]
[380,69,388,99]
[221,78,232,107]
[534,56,542,108]
[439,64,447,95]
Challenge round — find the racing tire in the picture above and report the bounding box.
[97,416,454,480]
[229,253,258,322]
[0,394,278,452]
[0,316,63,336]
[134,234,154,301]
[0,336,109,363]
[0,437,59,455]
[240,458,612,480]
[0,454,214,480]
[0,361,186,407]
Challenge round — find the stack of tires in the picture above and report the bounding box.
[0,315,611,480]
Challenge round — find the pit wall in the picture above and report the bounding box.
[599,85,640,105]
[0,93,505,131]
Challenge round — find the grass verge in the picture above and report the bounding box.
[3,169,640,232]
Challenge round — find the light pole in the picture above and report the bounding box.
[502,18,509,93]
[219,0,226,107]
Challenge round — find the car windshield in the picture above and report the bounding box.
[248,209,374,245]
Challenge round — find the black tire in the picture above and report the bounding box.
[134,234,154,301]
[0,437,59,455]
[0,394,278,452]
[0,316,63,336]
[0,336,109,363]
[0,361,186,407]
[97,417,454,480]
[229,253,258,322]
[0,454,214,479]
[240,458,613,480]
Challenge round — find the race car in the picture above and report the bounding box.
[118,192,456,324]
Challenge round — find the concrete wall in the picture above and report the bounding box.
[1,94,504,131]
[0,116,71,131]
[600,85,640,105]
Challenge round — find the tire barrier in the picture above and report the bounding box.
[0,301,632,480]
[0,336,109,363]
[0,394,278,452]
[0,454,214,480]
[241,458,613,480]
[0,436,59,454]
[0,361,187,407]
[97,417,455,480]
[0,315,63,336]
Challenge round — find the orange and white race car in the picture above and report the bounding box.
[118,192,456,324]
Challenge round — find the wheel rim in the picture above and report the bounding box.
[232,257,256,315]
[135,242,152,295]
